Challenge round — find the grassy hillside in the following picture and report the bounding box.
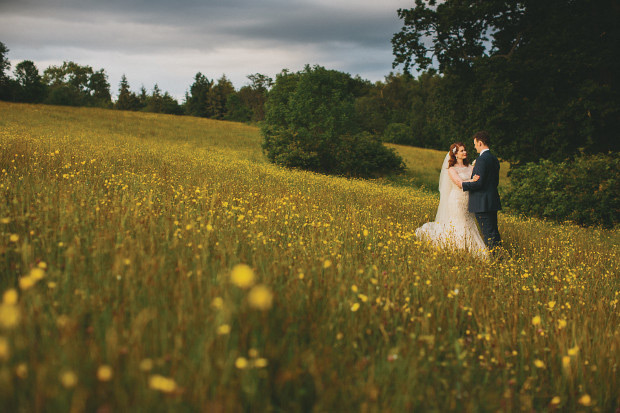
[0,102,618,411]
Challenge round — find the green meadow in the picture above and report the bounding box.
[0,102,618,411]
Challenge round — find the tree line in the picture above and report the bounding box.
[0,42,271,123]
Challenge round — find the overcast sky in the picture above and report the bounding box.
[0,0,414,100]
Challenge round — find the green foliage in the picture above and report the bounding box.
[143,84,183,115]
[225,93,253,122]
[392,0,620,164]
[13,60,46,103]
[0,41,11,100]
[502,152,620,228]
[42,61,112,108]
[262,65,403,177]
[185,72,214,117]
[115,74,141,111]
[382,123,413,145]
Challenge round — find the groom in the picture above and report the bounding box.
[460,131,502,251]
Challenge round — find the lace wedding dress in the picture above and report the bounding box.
[415,154,489,259]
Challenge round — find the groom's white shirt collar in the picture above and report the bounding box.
[480,148,489,155]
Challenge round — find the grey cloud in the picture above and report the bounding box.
[0,0,412,98]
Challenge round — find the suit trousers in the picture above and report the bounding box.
[475,211,502,251]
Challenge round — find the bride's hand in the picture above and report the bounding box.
[473,175,480,181]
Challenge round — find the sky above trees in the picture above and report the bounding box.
[0,0,412,99]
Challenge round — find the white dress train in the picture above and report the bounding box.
[415,161,489,259]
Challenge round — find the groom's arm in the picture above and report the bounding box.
[462,157,487,192]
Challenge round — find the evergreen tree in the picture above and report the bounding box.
[115,75,139,111]
[185,72,214,117]
[212,75,235,119]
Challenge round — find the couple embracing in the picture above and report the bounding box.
[415,131,502,259]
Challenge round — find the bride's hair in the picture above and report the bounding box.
[448,142,470,168]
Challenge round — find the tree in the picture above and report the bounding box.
[392,0,620,164]
[115,74,140,111]
[262,65,404,177]
[42,61,111,107]
[185,72,214,117]
[143,84,182,115]
[0,41,12,100]
[144,84,164,113]
[245,73,273,121]
[212,75,235,119]
[88,69,112,107]
[225,92,252,122]
[13,60,46,103]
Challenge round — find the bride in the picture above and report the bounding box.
[415,142,489,259]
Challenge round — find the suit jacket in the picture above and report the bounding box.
[461,150,502,213]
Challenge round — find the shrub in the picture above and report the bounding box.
[382,123,414,145]
[502,152,620,228]
[262,65,404,178]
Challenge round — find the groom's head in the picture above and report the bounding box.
[473,131,490,153]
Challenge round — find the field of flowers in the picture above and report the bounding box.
[0,102,618,411]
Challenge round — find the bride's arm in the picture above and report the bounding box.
[449,167,479,189]
[448,168,463,188]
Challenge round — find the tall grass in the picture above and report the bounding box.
[0,102,618,411]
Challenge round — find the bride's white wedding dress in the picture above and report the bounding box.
[415,155,489,259]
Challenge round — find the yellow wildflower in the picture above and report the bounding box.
[0,336,9,360]
[211,297,224,309]
[230,264,255,288]
[18,276,36,290]
[15,363,28,379]
[247,285,273,311]
[139,359,154,372]
[60,370,78,388]
[534,359,545,369]
[235,357,248,369]
[148,375,177,393]
[531,315,541,326]
[30,268,45,281]
[351,303,360,312]
[568,346,579,356]
[97,365,113,382]
[0,304,20,328]
[578,394,591,406]
[217,324,231,335]
[562,356,570,369]
[2,289,18,305]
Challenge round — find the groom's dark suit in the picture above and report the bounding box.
[462,150,502,250]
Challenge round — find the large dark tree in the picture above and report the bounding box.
[262,65,403,177]
[392,0,620,164]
